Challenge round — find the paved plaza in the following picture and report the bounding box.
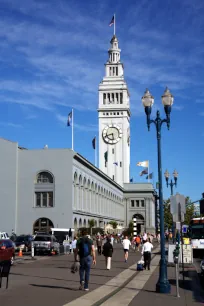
[0,243,203,306]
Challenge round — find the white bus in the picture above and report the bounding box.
[190,218,204,252]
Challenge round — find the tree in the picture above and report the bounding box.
[109,221,118,229]
[88,219,95,236]
[163,199,173,230]
[184,197,195,225]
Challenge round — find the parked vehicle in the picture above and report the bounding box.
[15,235,33,252]
[0,239,15,265]
[200,259,204,277]
[0,232,9,239]
[33,235,60,255]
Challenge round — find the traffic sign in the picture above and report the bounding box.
[170,193,186,222]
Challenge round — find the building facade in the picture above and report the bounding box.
[0,138,155,235]
[98,35,130,186]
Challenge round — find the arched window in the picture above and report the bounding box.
[35,171,54,208]
[36,171,54,183]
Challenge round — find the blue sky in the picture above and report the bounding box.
[0,0,203,202]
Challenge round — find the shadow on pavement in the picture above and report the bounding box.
[30,284,79,291]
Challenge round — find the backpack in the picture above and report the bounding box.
[78,238,91,258]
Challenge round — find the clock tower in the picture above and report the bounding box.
[98,35,130,186]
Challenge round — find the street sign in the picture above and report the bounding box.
[168,244,193,264]
[170,193,186,222]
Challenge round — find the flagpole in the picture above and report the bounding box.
[72,108,74,150]
[95,136,97,167]
[114,13,116,35]
[148,160,150,183]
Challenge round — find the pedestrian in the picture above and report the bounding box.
[76,230,96,291]
[122,236,131,263]
[142,232,147,242]
[110,235,114,246]
[141,238,153,270]
[72,236,78,259]
[102,237,113,270]
[96,236,102,255]
[135,235,141,251]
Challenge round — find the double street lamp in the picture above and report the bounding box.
[164,169,179,195]
[142,87,174,294]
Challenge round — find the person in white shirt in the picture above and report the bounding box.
[122,236,131,263]
[141,238,153,270]
[72,236,78,260]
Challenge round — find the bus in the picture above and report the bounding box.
[189,218,204,252]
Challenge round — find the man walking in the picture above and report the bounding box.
[141,238,153,270]
[122,236,131,263]
[96,235,102,255]
[76,230,96,291]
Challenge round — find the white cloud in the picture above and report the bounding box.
[0,122,22,128]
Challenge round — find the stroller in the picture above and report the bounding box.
[137,256,144,271]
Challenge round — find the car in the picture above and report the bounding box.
[15,235,33,252]
[33,235,60,255]
[0,239,15,265]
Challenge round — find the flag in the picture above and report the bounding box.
[104,151,108,162]
[67,111,72,126]
[137,161,149,167]
[92,137,96,150]
[146,172,153,179]
[113,162,118,166]
[139,168,148,176]
[109,15,114,26]
[130,178,133,182]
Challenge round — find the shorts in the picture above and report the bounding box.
[124,249,129,253]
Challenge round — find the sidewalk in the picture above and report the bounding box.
[129,263,204,306]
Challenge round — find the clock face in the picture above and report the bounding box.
[102,125,122,144]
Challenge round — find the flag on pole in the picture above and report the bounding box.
[104,151,108,162]
[137,161,149,167]
[67,111,72,126]
[146,172,153,179]
[113,162,118,166]
[109,15,114,26]
[139,168,148,176]
[92,137,96,149]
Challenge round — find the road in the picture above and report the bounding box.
[0,243,144,306]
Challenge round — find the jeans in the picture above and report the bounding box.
[97,246,101,255]
[79,255,92,289]
[143,252,151,270]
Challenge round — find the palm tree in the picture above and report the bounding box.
[88,219,95,236]
[109,221,118,230]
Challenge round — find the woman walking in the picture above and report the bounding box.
[102,237,113,270]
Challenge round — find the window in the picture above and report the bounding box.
[36,193,41,207]
[112,148,114,154]
[120,93,123,104]
[35,192,54,208]
[136,200,140,207]
[106,113,109,115]
[141,200,145,207]
[131,200,134,207]
[116,67,118,75]
[110,112,112,115]
[113,175,115,181]
[36,172,53,183]
[117,112,119,115]
[114,112,116,115]
[103,113,105,115]
[120,162,122,167]
[103,93,106,104]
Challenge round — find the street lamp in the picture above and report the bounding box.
[142,87,174,294]
[164,169,178,195]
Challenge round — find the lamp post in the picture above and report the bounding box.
[142,87,174,294]
[164,169,178,195]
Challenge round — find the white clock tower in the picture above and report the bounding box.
[98,35,130,186]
